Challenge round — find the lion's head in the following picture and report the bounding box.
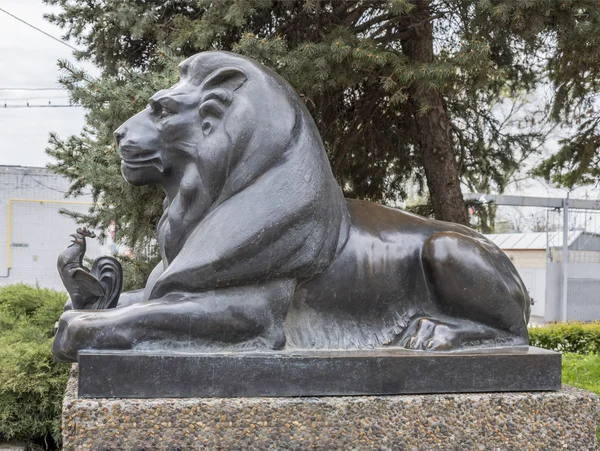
[115,51,350,297]
[116,52,303,204]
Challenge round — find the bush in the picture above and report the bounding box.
[0,284,70,449]
[529,322,600,354]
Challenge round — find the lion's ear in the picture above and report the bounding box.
[199,67,247,136]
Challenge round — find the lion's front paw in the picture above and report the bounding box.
[64,298,74,311]
[405,318,457,351]
[52,311,89,362]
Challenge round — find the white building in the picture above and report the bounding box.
[486,231,600,322]
[0,165,109,291]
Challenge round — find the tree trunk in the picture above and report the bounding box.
[401,2,468,225]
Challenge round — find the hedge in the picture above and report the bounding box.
[0,284,70,450]
[529,322,600,354]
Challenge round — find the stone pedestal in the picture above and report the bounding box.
[77,347,561,397]
[63,366,598,450]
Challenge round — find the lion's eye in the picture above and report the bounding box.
[149,100,174,120]
[159,106,173,119]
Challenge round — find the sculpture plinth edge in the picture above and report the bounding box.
[76,346,561,398]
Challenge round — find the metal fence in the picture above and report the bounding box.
[547,209,600,263]
[464,194,600,322]
[567,278,600,321]
[545,209,600,321]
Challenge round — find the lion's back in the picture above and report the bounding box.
[287,198,474,348]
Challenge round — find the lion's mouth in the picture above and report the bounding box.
[120,149,164,171]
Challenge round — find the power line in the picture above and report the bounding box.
[0,7,79,51]
[2,104,78,108]
[0,87,64,91]
[1,96,69,101]
[24,173,69,194]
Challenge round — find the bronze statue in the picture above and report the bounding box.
[52,51,530,363]
[57,227,122,310]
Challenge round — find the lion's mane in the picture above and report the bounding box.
[149,52,351,299]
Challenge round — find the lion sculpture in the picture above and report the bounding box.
[53,51,530,362]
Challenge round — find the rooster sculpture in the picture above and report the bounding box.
[57,227,122,310]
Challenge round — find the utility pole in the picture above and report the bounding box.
[561,195,569,321]
[464,193,600,323]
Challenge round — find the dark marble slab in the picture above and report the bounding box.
[77,347,561,398]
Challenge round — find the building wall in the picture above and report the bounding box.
[571,234,600,252]
[545,262,600,322]
[498,250,547,318]
[516,267,546,318]
[549,249,600,264]
[0,166,107,291]
[502,249,547,269]
[491,236,600,321]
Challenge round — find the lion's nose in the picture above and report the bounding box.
[114,126,127,145]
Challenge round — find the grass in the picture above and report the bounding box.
[562,353,600,442]
[562,353,600,395]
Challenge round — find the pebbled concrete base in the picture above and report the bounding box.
[62,365,599,450]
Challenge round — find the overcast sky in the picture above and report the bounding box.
[0,0,96,168]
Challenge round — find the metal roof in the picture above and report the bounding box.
[484,231,585,250]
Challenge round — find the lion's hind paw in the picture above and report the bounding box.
[404,317,458,351]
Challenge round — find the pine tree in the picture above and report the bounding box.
[44,0,596,279]
[529,2,600,188]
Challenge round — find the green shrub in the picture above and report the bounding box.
[562,352,600,395]
[529,322,600,354]
[0,284,70,449]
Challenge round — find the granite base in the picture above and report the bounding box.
[77,347,561,398]
[63,366,599,450]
